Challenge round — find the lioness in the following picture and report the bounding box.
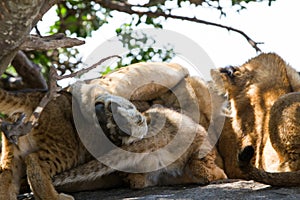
[211,53,300,186]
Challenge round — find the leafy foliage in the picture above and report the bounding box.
[50,1,110,37]
[115,22,174,69]
[27,1,111,78]
[25,0,276,79]
[231,0,275,6]
[2,65,17,78]
[26,48,82,80]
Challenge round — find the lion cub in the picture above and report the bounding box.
[0,62,226,199]
[211,53,300,186]
[0,88,149,200]
[52,74,227,191]
[53,105,227,190]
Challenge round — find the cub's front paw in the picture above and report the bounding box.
[59,193,75,200]
[95,94,148,145]
[126,173,151,189]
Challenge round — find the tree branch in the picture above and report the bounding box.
[11,51,48,90]
[96,0,262,52]
[0,0,45,73]
[56,55,121,80]
[32,0,64,27]
[20,33,85,51]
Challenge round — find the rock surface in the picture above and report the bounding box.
[72,180,300,200]
[18,180,300,200]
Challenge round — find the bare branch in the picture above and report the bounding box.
[32,0,64,27]
[12,51,47,90]
[96,0,262,52]
[57,55,121,80]
[20,33,85,51]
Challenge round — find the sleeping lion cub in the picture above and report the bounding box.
[211,53,300,186]
[0,62,226,200]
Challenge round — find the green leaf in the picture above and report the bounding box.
[60,6,67,17]
[145,16,154,25]
[102,66,112,75]
[115,28,122,34]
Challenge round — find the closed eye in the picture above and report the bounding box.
[136,115,144,125]
[220,66,237,78]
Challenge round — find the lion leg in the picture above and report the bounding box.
[125,173,153,189]
[25,152,74,200]
[269,92,300,171]
[187,149,227,184]
[0,170,18,200]
[125,149,228,188]
[124,153,228,188]
[53,159,117,192]
[0,136,24,200]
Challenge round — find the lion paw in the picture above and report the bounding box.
[95,94,148,144]
[127,174,150,189]
[59,193,75,200]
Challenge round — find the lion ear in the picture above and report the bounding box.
[285,64,300,92]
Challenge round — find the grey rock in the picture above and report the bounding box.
[70,180,300,200]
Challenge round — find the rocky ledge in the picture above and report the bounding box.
[19,180,300,200]
[72,180,300,200]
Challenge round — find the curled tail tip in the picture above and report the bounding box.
[238,145,255,169]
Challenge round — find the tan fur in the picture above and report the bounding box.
[52,68,227,191]
[0,90,84,200]
[53,107,226,190]
[211,53,300,185]
[0,62,226,199]
[88,62,189,101]
[199,81,246,179]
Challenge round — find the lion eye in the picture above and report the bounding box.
[136,115,144,125]
[220,66,237,78]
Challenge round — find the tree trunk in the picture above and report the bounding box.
[0,0,45,73]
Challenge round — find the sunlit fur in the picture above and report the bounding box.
[211,53,300,186]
